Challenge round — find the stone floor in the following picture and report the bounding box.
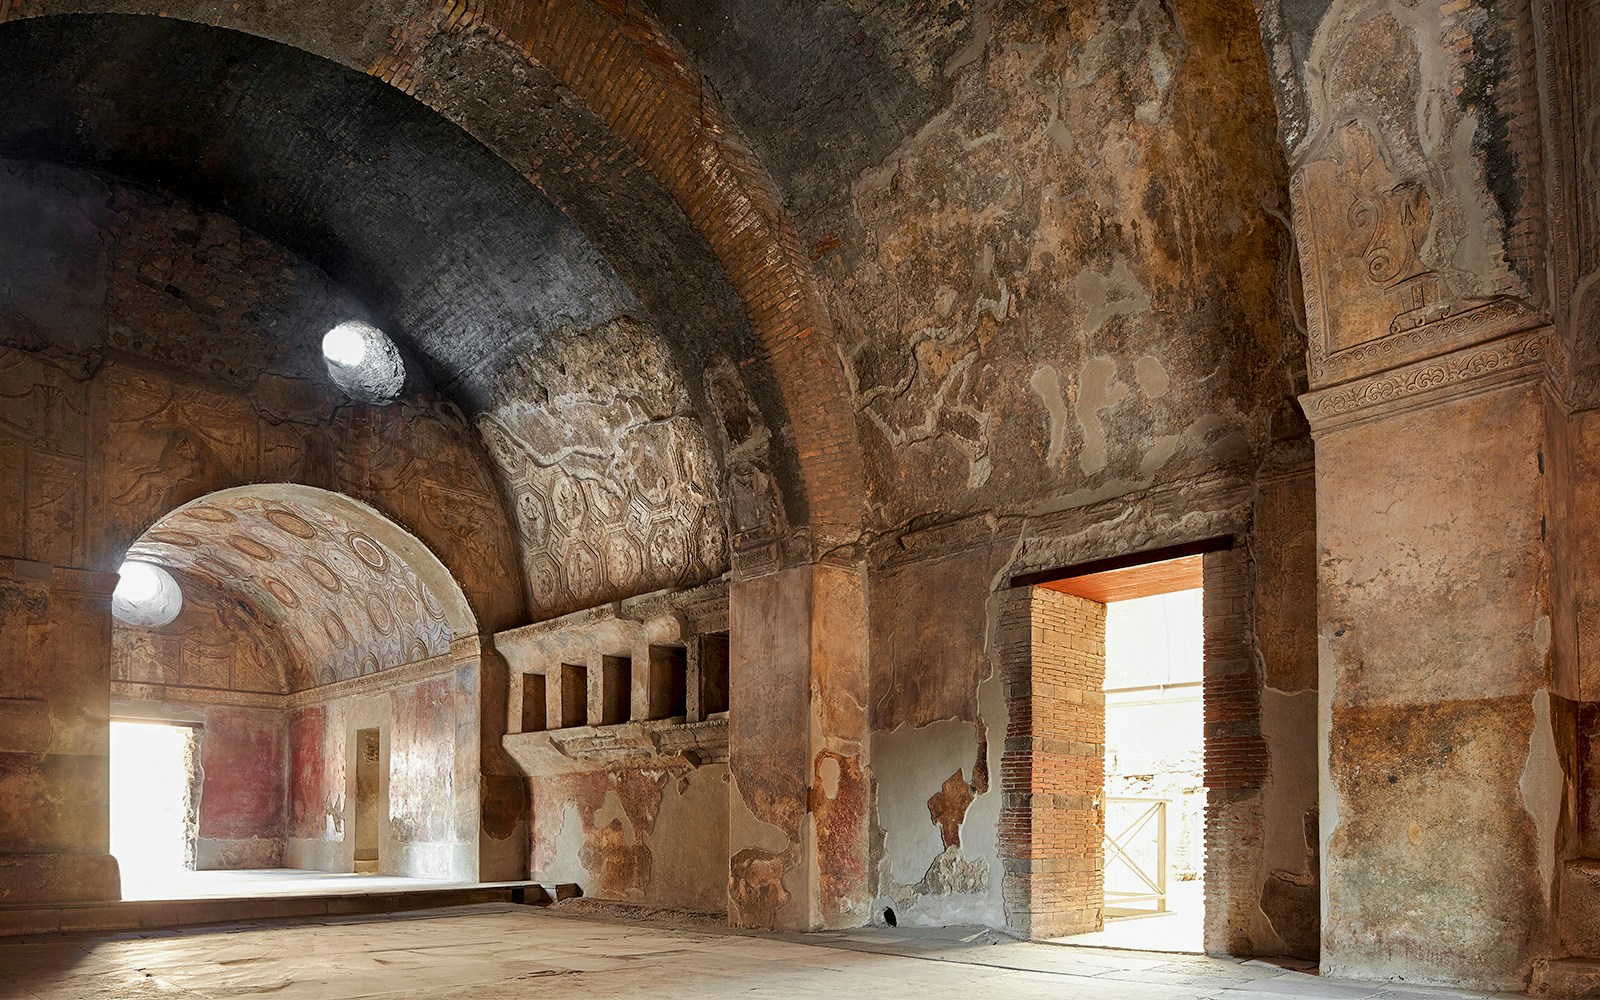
[0,902,1526,999]
[1056,879,1206,953]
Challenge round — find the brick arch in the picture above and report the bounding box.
[1,0,866,548]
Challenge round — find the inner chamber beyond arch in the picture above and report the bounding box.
[120,484,475,693]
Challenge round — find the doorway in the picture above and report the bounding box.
[354,727,381,874]
[110,719,200,897]
[999,546,1216,951]
[1092,586,1205,951]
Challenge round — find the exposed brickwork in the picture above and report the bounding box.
[1201,546,1269,955]
[997,586,1106,938]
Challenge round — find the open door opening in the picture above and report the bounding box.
[354,727,381,874]
[110,719,200,898]
[1095,587,1205,951]
[1022,550,1206,953]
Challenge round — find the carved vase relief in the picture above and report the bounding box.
[0,350,86,567]
[1297,121,1525,381]
[477,318,729,620]
[127,495,454,689]
[1288,3,1543,392]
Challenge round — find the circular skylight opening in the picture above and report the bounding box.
[321,320,404,402]
[112,561,183,627]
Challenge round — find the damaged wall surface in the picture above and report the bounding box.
[0,0,1593,994]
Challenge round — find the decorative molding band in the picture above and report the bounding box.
[286,648,468,710]
[1301,328,1552,433]
[111,681,287,711]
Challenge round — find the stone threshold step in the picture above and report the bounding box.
[1532,957,1600,998]
[0,880,579,938]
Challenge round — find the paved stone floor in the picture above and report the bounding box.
[0,903,1523,999]
[1055,879,1206,953]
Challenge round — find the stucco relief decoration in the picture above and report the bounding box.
[126,495,453,688]
[1298,122,1522,377]
[475,318,728,620]
[1294,4,1536,387]
[0,350,86,565]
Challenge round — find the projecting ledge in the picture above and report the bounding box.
[502,716,728,777]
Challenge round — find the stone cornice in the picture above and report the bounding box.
[1300,327,1555,434]
[286,647,467,710]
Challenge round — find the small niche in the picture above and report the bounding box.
[600,655,632,726]
[559,663,588,728]
[521,675,548,732]
[700,632,730,716]
[649,645,688,720]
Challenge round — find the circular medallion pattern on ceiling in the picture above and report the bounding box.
[183,505,237,523]
[418,580,446,622]
[146,529,201,548]
[347,531,389,571]
[365,593,395,635]
[266,509,319,539]
[301,556,341,593]
[228,535,276,561]
[321,612,351,650]
[264,577,301,609]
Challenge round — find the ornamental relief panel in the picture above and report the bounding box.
[0,349,88,566]
[477,318,729,622]
[1292,4,1543,390]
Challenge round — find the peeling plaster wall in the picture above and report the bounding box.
[501,585,732,913]
[529,765,730,913]
[287,658,479,880]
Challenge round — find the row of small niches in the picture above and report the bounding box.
[519,633,730,732]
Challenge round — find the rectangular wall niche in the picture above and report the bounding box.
[649,645,688,720]
[600,655,632,726]
[559,663,587,729]
[354,727,381,874]
[698,633,730,716]
[522,675,548,733]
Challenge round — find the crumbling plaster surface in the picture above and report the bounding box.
[529,765,729,913]
[1318,386,1557,989]
[657,0,1302,534]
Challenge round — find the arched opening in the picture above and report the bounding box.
[109,484,481,898]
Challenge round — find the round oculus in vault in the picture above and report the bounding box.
[321,320,404,402]
[112,560,183,627]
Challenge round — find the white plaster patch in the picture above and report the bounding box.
[542,799,590,886]
[1520,689,1561,901]
[1134,354,1170,398]
[727,771,792,855]
[1029,364,1069,467]
[1070,257,1151,339]
[819,754,841,800]
[873,719,979,888]
[1074,355,1130,476]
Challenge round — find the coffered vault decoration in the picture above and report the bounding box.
[126,489,463,690]
[477,318,729,621]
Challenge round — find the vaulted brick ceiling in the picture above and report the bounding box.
[0,12,772,411]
